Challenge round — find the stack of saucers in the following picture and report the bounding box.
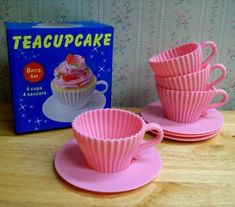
[141,41,229,142]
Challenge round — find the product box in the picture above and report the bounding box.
[5,21,114,134]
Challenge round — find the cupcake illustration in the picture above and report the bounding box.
[51,54,108,110]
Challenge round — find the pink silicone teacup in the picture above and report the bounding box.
[149,41,217,77]
[156,86,228,123]
[72,108,163,173]
[155,63,226,91]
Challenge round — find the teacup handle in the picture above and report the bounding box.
[133,123,164,160]
[96,80,108,94]
[200,41,217,68]
[205,89,228,112]
[206,63,226,90]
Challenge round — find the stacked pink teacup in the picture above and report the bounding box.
[145,41,229,141]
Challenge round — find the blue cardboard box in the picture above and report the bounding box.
[5,21,114,134]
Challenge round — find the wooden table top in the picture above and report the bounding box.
[0,103,235,207]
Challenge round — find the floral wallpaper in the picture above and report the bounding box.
[0,0,234,109]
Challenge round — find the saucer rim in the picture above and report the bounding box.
[42,90,106,122]
[164,131,219,142]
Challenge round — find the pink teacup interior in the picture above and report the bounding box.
[73,109,143,139]
[152,43,198,62]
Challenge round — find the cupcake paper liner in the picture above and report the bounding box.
[51,80,96,110]
[156,64,209,91]
[149,41,217,77]
[72,109,164,173]
[156,63,226,91]
[157,86,228,123]
[73,109,144,173]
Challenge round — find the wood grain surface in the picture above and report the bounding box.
[0,103,235,207]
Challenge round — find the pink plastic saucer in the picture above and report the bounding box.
[54,139,162,193]
[164,129,220,138]
[149,129,220,142]
[164,131,219,142]
[141,101,224,135]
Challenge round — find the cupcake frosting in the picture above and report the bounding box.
[53,54,94,88]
